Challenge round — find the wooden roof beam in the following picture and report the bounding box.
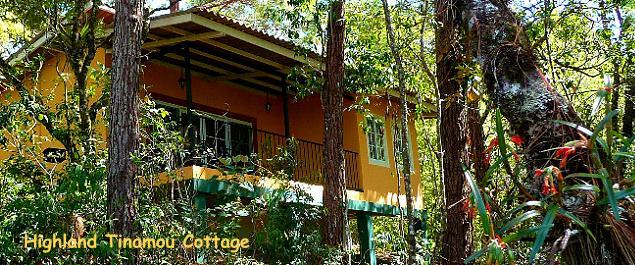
[188,48,284,81]
[144,29,287,86]
[150,57,279,96]
[208,72,267,81]
[162,26,290,73]
[143,31,225,49]
[149,13,193,29]
[164,53,281,92]
[190,14,322,70]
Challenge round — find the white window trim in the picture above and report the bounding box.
[365,114,390,167]
[393,121,415,173]
[154,100,253,156]
[197,110,252,157]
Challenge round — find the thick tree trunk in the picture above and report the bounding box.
[467,102,487,182]
[320,0,349,261]
[380,1,417,263]
[464,0,635,264]
[436,0,472,264]
[107,0,143,257]
[464,0,582,184]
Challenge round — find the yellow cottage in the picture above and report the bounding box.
[2,6,431,264]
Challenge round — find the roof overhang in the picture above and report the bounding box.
[8,5,115,64]
[8,6,433,110]
[135,8,324,94]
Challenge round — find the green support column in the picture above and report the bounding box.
[194,193,207,264]
[357,212,377,265]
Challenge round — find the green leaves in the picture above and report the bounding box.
[555,110,627,220]
[463,165,492,236]
[599,168,621,219]
[495,109,507,157]
[591,109,620,148]
[483,153,512,184]
[498,209,541,234]
[563,183,600,193]
[598,187,635,205]
[591,89,608,117]
[465,246,488,263]
[530,205,557,262]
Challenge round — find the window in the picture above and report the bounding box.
[155,101,253,158]
[199,113,253,157]
[366,116,388,166]
[393,122,414,172]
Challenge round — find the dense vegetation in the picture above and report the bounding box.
[0,0,634,264]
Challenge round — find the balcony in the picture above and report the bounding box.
[255,130,362,191]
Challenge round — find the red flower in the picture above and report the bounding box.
[495,234,508,249]
[555,147,576,168]
[463,199,475,219]
[555,146,575,158]
[486,203,492,213]
[541,174,559,196]
[485,138,499,153]
[510,135,524,145]
[541,178,552,196]
[534,169,545,177]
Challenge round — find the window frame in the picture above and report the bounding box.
[197,111,252,156]
[154,101,253,156]
[365,114,389,167]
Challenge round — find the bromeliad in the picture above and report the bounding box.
[537,166,563,196]
[555,146,576,169]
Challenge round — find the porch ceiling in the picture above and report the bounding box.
[143,8,322,95]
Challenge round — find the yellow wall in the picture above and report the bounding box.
[354,96,424,210]
[0,49,107,164]
[2,50,423,210]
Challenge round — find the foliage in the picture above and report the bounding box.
[464,106,635,264]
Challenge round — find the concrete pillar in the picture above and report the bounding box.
[357,212,377,265]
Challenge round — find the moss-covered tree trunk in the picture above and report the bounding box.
[464,0,635,264]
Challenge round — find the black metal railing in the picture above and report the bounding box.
[256,130,362,191]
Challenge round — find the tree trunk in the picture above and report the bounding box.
[65,0,99,156]
[467,101,487,182]
[107,0,143,260]
[624,71,635,137]
[320,0,349,262]
[380,1,417,264]
[464,0,635,264]
[436,0,472,264]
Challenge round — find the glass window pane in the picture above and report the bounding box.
[230,123,252,155]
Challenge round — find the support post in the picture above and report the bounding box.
[281,76,290,139]
[357,212,377,265]
[184,45,195,144]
